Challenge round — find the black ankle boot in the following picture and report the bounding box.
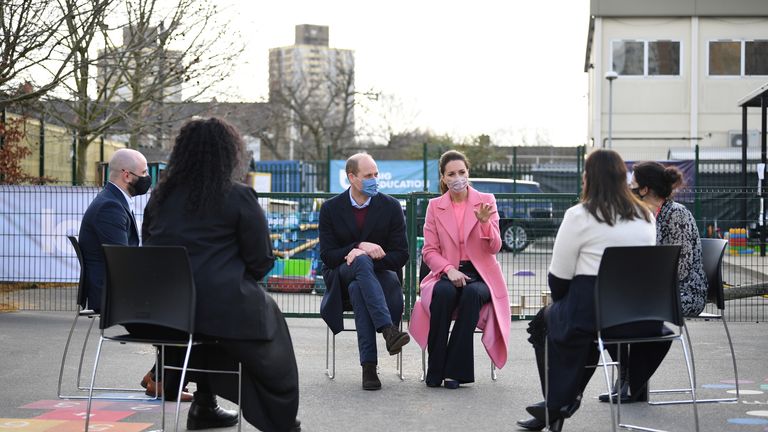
[187,392,238,430]
[516,417,546,431]
[381,325,410,355]
[525,402,565,432]
[362,362,381,390]
[599,366,630,403]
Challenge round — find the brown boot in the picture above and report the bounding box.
[381,325,410,355]
[362,362,381,390]
[144,377,194,402]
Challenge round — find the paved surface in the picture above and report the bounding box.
[1,311,767,432]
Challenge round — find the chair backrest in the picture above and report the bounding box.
[700,238,728,310]
[66,235,88,309]
[101,245,196,334]
[594,245,683,330]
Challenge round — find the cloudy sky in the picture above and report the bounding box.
[216,0,591,146]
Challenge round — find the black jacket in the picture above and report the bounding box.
[142,183,276,340]
[318,189,408,333]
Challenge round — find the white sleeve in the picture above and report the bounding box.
[548,206,582,280]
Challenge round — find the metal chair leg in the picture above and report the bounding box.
[84,337,105,431]
[325,327,336,379]
[57,310,80,398]
[649,317,737,405]
[721,312,740,399]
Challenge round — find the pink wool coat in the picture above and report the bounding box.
[409,187,511,368]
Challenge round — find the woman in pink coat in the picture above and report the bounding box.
[409,150,510,389]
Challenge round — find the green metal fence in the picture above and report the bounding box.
[2,187,767,322]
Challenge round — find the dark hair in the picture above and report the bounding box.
[152,117,245,212]
[632,161,684,199]
[438,150,470,194]
[582,149,650,226]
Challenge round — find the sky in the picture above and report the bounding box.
[214,0,591,146]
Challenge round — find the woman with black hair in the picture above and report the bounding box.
[140,117,300,432]
[631,161,707,316]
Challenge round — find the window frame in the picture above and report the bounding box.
[707,39,768,77]
[610,39,683,78]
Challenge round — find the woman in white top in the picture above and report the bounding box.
[517,149,670,432]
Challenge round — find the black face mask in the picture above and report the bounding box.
[129,174,152,196]
[631,187,645,199]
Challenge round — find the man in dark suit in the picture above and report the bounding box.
[77,148,187,400]
[79,148,148,312]
[319,152,410,390]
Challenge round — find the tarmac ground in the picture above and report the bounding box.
[1,311,767,432]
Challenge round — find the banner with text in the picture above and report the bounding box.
[330,160,439,194]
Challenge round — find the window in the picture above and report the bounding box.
[709,40,768,76]
[746,40,768,75]
[612,40,681,76]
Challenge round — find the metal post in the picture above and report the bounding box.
[694,144,701,230]
[72,131,77,186]
[39,116,46,178]
[326,146,331,192]
[742,105,748,229]
[605,71,618,149]
[512,146,517,192]
[422,142,428,192]
[761,96,767,257]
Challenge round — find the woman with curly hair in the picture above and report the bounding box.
[139,117,300,432]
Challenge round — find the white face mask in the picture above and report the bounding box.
[446,176,468,193]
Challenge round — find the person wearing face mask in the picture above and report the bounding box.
[77,148,187,400]
[319,152,410,391]
[409,150,510,389]
[597,161,708,405]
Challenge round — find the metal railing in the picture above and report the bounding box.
[1,187,766,322]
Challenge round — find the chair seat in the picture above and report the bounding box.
[600,332,680,345]
[103,333,193,346]
[692,312,722,319]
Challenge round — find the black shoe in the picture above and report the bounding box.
[186,394,238,430]
[599,378,630,403]
[381,325,410,355]
[362,362,381,390]
[516,417,545,431]
[290,419,301,432]
[525,402,565,432]
[599,382,647,404]
[443,379,460,389]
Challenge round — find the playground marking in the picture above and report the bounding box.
[34,409,133,422]
[46,421,152,431]
[728,418,768,425]
[747,411,768,417]
[728,389,764,395]
[0,419,66,431]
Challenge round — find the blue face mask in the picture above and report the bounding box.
[361,177,379,197]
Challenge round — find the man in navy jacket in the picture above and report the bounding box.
[319,153,410,390]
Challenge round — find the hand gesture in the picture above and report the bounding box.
[345,248,366,265]
[474,202,494,223]
[358,241,386,260]
[445,268,470,287]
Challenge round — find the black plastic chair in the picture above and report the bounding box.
[649,238,739,405]
[84,245,242,432]
[592,245,699,432]
[57,235,155,400]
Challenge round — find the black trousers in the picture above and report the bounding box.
[126,296,300,432]
[426,272,491,385]
[528,306,672,408]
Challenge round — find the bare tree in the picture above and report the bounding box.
[40,0,243,183]
[0,0,115,106]
[357,92,421,147]
[266,59,359,161]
